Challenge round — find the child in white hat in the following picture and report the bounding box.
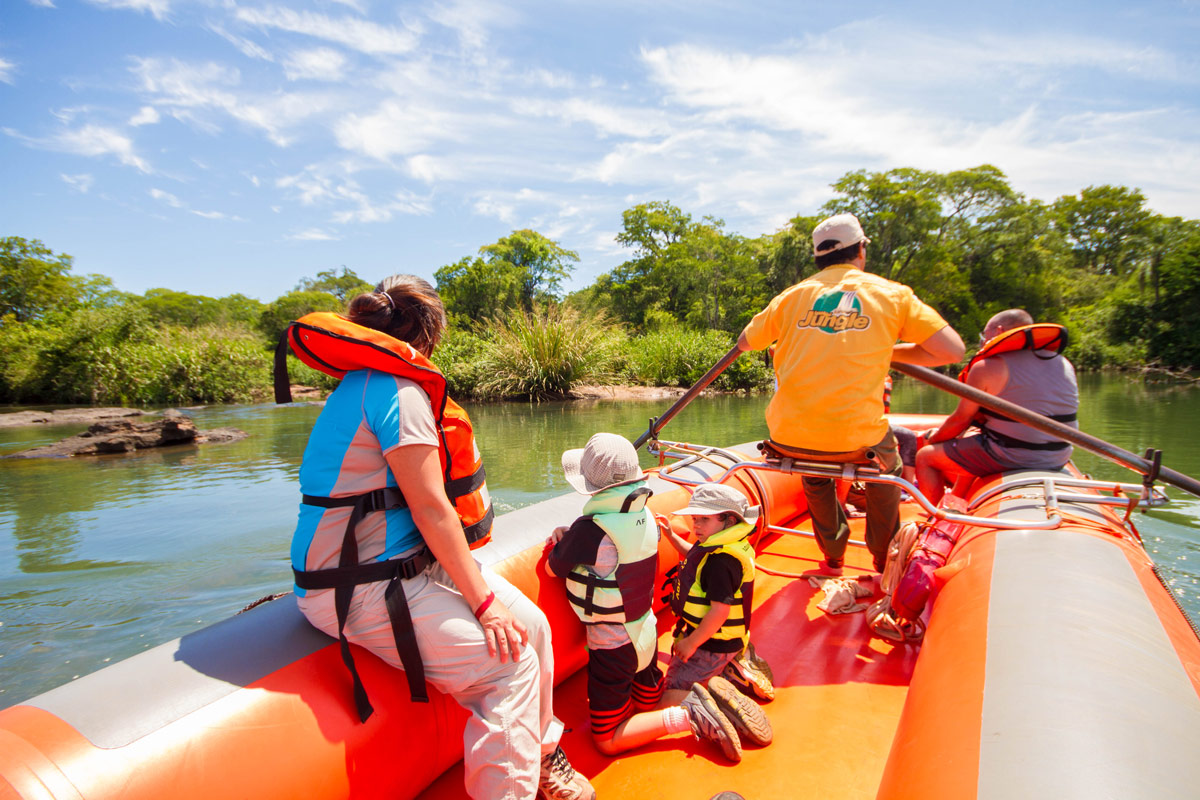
[545,434,747,762]
[660,482,774,748]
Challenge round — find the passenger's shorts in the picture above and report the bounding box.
[943,434,1024,476]
[587,643,664,737]
[891,426,918,468]
[944,433,1071,477]
[663,648,738,691]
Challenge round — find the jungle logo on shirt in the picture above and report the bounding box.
[795,289,872,334]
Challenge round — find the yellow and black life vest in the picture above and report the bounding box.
[670,522,756,651]
[274,311,493,721]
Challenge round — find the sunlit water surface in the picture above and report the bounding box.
[1,374,1197,705]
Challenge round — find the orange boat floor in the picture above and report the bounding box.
[420,506,926,800]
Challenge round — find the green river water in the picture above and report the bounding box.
[1,374,1198,706]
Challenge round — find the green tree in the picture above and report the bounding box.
[1053,185,1152,275]
[435,256,523,322]
[479,229,579,309]
[436,230,579,321]
[0,237,77,322]
[258,290,345,343]
[1150,232,1200,367]
[295,267,372,301]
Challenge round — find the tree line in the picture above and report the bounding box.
[2,164,1199,406]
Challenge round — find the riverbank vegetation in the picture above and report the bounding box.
[2,164,1199,406]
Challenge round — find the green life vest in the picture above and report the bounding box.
[565,481,660,670]
[672,521,755,650]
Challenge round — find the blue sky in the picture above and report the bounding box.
[2,1,1199,302]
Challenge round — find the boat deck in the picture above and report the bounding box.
[420,504,928,800]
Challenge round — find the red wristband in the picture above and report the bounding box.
[473,591,496,620]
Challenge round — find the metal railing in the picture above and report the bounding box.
[648,439,1168,536]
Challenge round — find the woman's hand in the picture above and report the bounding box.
[477,597,529,663]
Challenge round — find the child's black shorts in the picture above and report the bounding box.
[587,642,664,738]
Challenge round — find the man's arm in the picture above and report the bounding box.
[736,331,752,352]
[926,357,1008,443]
[892,325,966,367]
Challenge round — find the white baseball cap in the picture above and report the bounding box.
[812,213,870,256]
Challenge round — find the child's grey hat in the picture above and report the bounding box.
[562,432,646,495]
[675,483,760,524]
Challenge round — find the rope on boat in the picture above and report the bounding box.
[1150,563,1200,643]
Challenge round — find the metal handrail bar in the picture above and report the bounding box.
[652,440,1062,531]
[650,439,1171,531]
[967,475,1169,512]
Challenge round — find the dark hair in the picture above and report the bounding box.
[814,240,864,269]
[346,274,446,357]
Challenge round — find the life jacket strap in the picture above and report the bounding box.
[982,427,1070,451]
[297,487,432,720]
[978,407,1077,424]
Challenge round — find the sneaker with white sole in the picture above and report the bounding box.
[721,643,776,702]
[707,675,773,747]
[538,746,595,800]
[681,682,742,762]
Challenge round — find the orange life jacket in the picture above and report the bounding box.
[274,312,493,721]
[277,311,493,549]
[959,323,1069,382]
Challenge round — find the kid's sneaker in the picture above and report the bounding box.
[682,682,743,762]
[721,642,775,702]
[538,746,596,800]
[707,675,773,747]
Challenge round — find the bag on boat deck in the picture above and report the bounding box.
[867,500,967,643]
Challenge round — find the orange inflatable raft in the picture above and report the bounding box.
[3,425,1199,800]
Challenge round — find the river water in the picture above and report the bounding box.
[1,375,1198,706]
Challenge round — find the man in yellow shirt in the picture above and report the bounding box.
[737,213,964,575]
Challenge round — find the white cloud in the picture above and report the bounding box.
[131,57,333,146]
[50,124,151,172]
[29,0,57,7]
[149,187,183,207]
[60,173,94,193]
[0,58,15,85]
[86,0,170,21]
[428,0,513,51]
[233,6,419,56]
[129,106,160,126]
[283,48,349,82]
[191,209,242,220]
[207,24,275,62]
[334,99,463,160]
[288,228,340,241]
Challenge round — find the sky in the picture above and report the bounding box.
[2,0,1199,303]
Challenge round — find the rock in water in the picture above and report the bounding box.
[7,410,247,458]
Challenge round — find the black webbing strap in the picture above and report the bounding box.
[274,332,294,404]
[444,464,487,500]
[981,427,1071,451]
[297,487,430,721]
[978,407,1077,424]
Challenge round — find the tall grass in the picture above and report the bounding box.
[472,307,625,400]
[622,325,772,391]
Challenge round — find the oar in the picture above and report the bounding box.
[633,344,743,449]
[892,361,1200,499]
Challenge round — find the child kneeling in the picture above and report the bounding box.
[545,434,769,763]
[661,482,773,753]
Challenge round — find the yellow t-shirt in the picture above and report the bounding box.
[742,265,948,452]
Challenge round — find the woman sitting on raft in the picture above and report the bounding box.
[289,274,594,800]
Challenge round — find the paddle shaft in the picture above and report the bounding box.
[892,361,1200,498]
[633,344,743,449]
